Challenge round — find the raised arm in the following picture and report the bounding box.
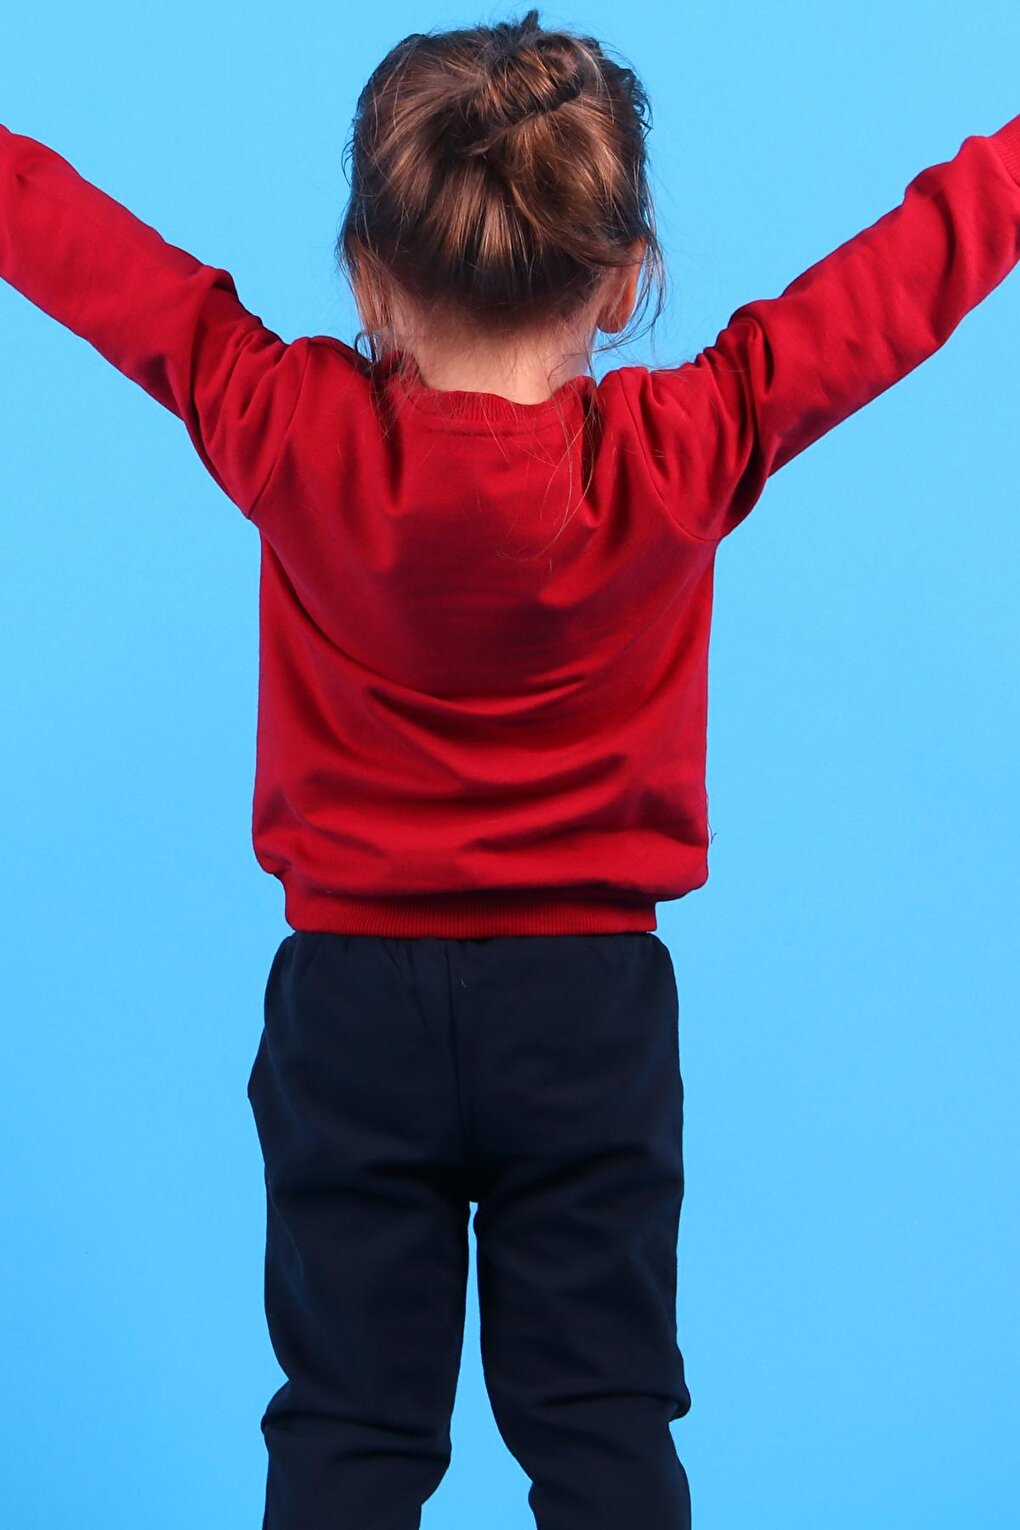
[0,123,309,522]
[624,114,1020,543]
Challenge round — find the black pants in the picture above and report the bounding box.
[247,931,692,1529]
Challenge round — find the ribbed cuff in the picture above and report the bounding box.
[990,112,1020,186]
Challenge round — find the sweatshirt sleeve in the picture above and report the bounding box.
[625,114,1020,544]
[0,123,310,523]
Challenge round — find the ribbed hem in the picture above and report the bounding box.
[282,883,658,937]
[990,112,1020,186]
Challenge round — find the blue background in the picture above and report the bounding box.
[1,3,1018,1526]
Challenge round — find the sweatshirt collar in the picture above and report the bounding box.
[381,347,593,429]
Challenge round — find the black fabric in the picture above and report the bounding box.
[247,930,692,1529]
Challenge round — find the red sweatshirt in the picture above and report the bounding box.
[3,117,1020,936]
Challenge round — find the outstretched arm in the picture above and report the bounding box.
[0,123,309,522]
[626,113,1020,543]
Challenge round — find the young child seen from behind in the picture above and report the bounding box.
[2,8,1019,1529]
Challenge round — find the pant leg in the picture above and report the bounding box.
[246,932,472,1530]
[458,933,692,1530]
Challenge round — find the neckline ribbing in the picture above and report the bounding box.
[382,348,593,428]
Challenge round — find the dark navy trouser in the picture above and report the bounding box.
[247,931,692,1529]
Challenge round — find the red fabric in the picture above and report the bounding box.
[3,116,1019,935]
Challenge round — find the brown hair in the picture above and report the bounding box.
[335,7,667,375]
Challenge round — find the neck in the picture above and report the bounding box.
[389,328,593,405]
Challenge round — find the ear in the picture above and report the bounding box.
[596,241,646,334]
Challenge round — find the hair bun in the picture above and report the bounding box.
[547,70,583,111]
[447,42,587,162]
[498,47,585,128]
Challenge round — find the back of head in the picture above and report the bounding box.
[336,7,666,364]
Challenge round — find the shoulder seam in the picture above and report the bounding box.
[613,369,721,547]
[245,335,313,522]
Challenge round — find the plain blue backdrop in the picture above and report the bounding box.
[1,3,1017,1526]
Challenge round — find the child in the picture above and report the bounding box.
[2,8,1018,1530]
